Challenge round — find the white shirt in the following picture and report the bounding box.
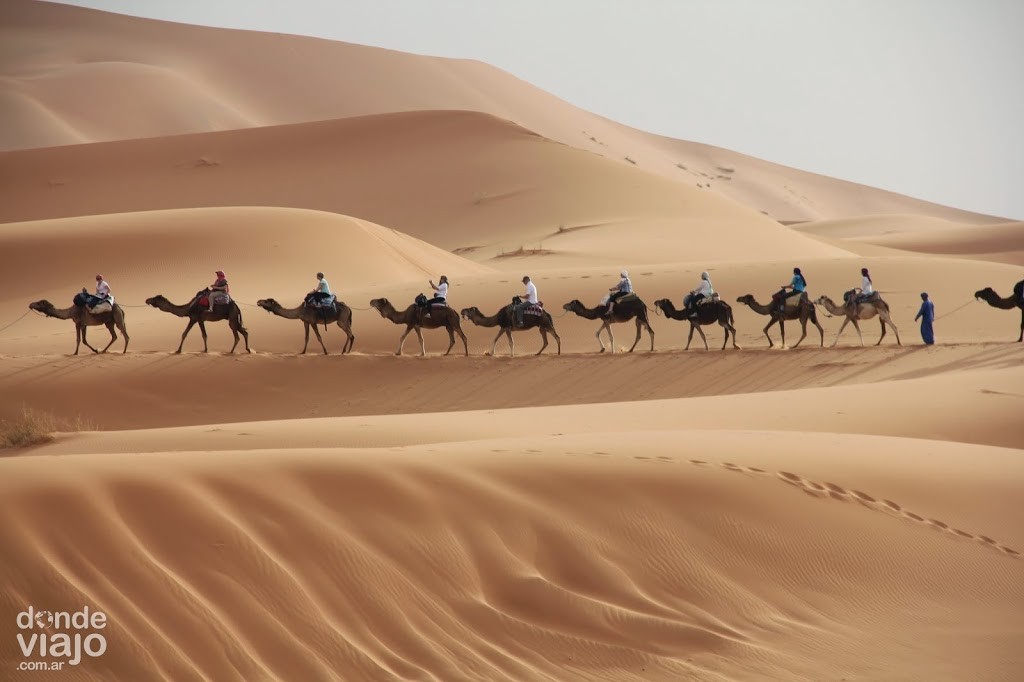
[861,276,874,296]
[434,282,448,300]
[692,278,714,297]
[617,277,632,294]
[523,281,538,304]
[96,280,111,298]
[316,278,331,295]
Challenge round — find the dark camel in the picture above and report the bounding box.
[735,294,823,348]
[562,297,654,353]
[460,305,561,356]
[814,292,901,347]
[28,299,129,354]
[257,298,355,354]
[975,282,1024,342]
[145,294,251,353]
[370,298,468,356]
[654,298,739,350]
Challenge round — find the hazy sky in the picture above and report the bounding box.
[61,1,1024,219]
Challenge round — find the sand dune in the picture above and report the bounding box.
[0,111,847,265]
[0,0,1007,225]
[2,430,1021,681]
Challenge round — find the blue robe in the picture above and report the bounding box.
[916,300,935,344]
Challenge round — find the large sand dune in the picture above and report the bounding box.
[0,0,1008,225]
[2,2,1022,680]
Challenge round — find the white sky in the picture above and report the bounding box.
[60,0,1024,219]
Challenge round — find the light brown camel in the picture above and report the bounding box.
[814,292,901,347]
[369,298,468,356]
[653,298,739,350]
[975,282,1024,342]
[28,299,129,354]
[562,297,654,353]
[145,293,250,354]
[460,305,561,356]
[257,298,355,354]
[735,294,823,348]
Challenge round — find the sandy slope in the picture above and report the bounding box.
[1,429,1022,682]
[0,0,1007,225]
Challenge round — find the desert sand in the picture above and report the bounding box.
[1,2,1022,681]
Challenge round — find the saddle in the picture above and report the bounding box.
[844,289,878,305]
[617,293,639,304]
[698,293,720,306]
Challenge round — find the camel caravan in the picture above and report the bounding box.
[26,268,1024,356]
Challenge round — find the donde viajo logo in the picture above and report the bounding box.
[15,605,107,672]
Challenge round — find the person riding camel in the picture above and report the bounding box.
[92,274,112,309]
[775,267,807,313]
[683,271,714,318]
[305,272,333,307]
[854,267,875,304]
[421,275,449,317]
[604,270,632,316]
[207,270,230,312]
[514,275,539,327]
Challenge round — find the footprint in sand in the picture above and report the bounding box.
[689,459,708,466]
[656,456,674,462]
[746,467,767,474]
[882,500,901,512]
[823,482,847,494]
[953,528,973,538]
[806,481,826,491]
[851,490,876,503]
[633,455,652,460]
[721,462,743,471]
[927,519,949,530]
[904,512,925,522]
[1000,546,1020,557]
[978,536,997,545]
[778,471,802,484]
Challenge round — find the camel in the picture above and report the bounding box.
[562,297,654,353]
[653,298,739,350]
[814,292,901,347]
[460,305,561,356]
[735,294,823,348]
[28,299,129,354]
[369,298,468,356]
[257,298,355,354]
[145,294,250,354]
[975,282,1024,342]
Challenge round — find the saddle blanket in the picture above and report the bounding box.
[524,304,544,317]
[197,295,230,308]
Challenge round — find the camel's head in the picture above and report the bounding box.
[813,295,828,306]
[736,294,754,305]
[256,298,277,311]
[460,307,479,320]
[562,300,582,311]
[369,298,390,316]
[145,295,167,308]
[974,287,995,300]
[653,298,671,309]
[28,300,52,313]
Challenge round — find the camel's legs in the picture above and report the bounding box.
[456,326,469,356]
[338,321,355,354]
[831,318,850,347]
[80,325,100,354]
[176,319,198,353]
[594,325,607,353]
[228,321,240,354]
[762,318,777,348]
[1018,309,1023,342]
[490,328,504,356]
[198,320,211,353]
[791,315,808,349]
[301,321,311,354]
[853,319,864,346]
[688,319,712,348]
[239,325,251,353]
[416,327,426,357]
[552,326,561,355]
[312,322,328,354]
[99,321,118,353]
[536,328,548,355]
[118,321,130,353]
[811,315,825,347]
[720,322,730,350]
[628,318,642,353]
[607,323,616,354]
[506,330,515,357]
[645,320,655,351]
[396,325,414,355]
[442,327,456,356]
[876,317,886,345]
[74,325,83,355]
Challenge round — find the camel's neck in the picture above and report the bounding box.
[658,303,687,320]
[818,297,845,315]
[743,299,772,315]
[43,306,76,320]
[270,305,304,319]
[984,292,1017,309]
[155,300,193,317]
[472,312,502,327]
[571,304,603,320]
